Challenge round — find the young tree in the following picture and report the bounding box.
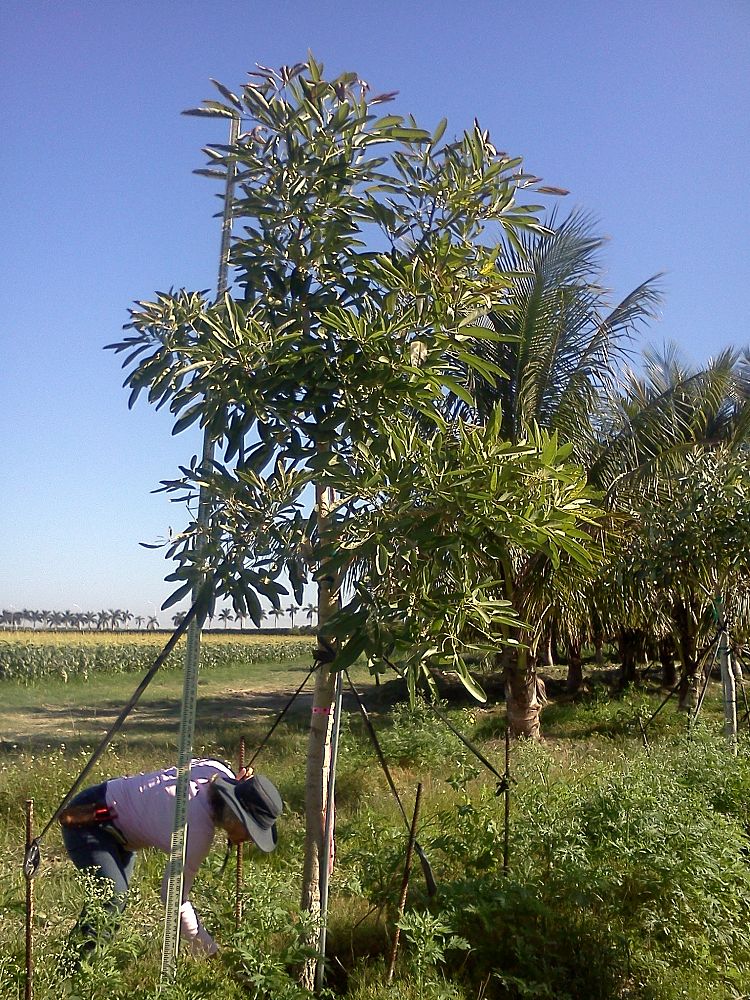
[109,57,603,979]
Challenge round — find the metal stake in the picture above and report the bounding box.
[387,783,423,985]
[25,799,34,1000]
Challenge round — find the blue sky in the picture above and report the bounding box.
[2,0,748,622]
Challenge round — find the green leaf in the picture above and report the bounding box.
[335,633,369,672]
[162,581,193,610]
[431,117,448,145]
[172,403,204,435]
[182,106,237,119]
[384,126,431,143]
[455,660,487,703]
[210,79,242,110]
[440,376,474,407]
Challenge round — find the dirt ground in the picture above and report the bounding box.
[0,668,392,753]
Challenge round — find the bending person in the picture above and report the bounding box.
[60,758,283,957]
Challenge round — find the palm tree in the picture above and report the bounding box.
[589,345,750,706]
[172,611,186,627]
[286,604,299,629]
[304,602,317,628]
[466,211,661,736]
[146,615,159,630]
[134,615,145,630]
[218,608,234,629]
[49,610,67,630]
[270,608,284,629]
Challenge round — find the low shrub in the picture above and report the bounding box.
[416,730,750,999]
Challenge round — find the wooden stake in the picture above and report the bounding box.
[387,783,423,985]
[25,799,34,1000]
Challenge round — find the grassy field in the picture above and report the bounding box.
[1,637,750,1000]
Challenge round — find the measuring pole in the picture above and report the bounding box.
[160,114,241,980]
[235,736,245,929]
[24,800,34,1000]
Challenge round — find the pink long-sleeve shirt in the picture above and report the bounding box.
[105,758,234,956]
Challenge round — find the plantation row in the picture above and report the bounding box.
[0,635,313,683]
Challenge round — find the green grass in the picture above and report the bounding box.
[1,662,749,1000]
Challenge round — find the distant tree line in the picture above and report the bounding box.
[0,603,318,632]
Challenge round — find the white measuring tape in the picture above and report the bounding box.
[160,619,203,975]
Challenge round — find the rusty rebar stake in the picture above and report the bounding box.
[387,783,423,984]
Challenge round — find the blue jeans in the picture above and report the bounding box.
[61,782,136,951]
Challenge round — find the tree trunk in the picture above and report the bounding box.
[592,609,604,667]
[566,637,583,694]
[503,645,545,740]
[618,628,639,688]
[300,484,339,990]
[675,599,700,711]
[659,635,677,688]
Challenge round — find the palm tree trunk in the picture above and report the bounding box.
[659,635,677,688]
[592,609,605,666]
[503,643,544,740]
[618,628,640,688]
[566,637,583,694]
[675,598,700,711]
[300,483,339,989]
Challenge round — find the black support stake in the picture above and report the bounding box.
[387,783,423,985]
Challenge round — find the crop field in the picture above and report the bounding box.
[0,630,315,683]
[1,629,310,647]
